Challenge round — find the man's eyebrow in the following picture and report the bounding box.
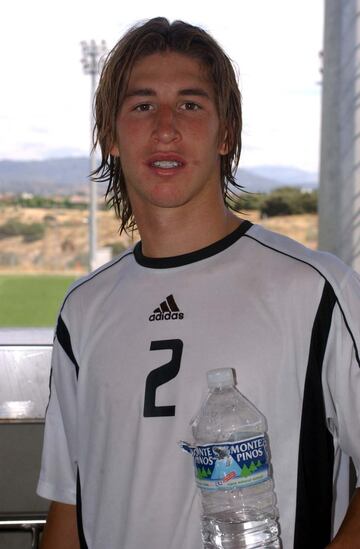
[178,88,210,98]
[124,87,211,99]
[125,88,156,98]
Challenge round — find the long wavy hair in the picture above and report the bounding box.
[93,17,243,234]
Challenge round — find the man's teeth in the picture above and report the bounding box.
[152,160,182,168]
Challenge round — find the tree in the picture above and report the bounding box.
[240,464,250,477]
[249,462,257,473]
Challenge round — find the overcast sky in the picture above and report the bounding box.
[0,0,324,173]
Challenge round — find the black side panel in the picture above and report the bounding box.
[76,469,89,549]
[294,281,337,548]
[56,314,79,377]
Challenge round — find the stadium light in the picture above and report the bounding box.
[80,39,107,271]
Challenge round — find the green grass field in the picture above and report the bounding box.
[0,275,78,327]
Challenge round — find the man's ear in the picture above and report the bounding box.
[218,129,229,156]
[110,142,120,156]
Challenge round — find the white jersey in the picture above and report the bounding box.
[37,221,360,549]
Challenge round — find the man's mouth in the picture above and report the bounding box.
[151,160,183,169]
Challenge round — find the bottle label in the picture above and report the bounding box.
[179,435,270,491]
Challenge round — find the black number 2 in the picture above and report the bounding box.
[143,339,183,417]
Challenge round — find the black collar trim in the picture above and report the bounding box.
[134,220,253,269]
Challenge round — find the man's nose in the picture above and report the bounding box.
[152,106,180,143]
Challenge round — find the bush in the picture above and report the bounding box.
[260,187,318,217]
[242,192,266,211]
[0,218,45,242]
[22,223,45,242]
[44,214,57,224]
[261,195,293,217]
[0,219,24,238]
[225,191,266,212]
[300,190,318,213]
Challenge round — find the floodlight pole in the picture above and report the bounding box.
[80,39,107,271]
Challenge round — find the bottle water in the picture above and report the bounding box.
[181,368,281,548]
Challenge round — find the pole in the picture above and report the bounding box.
[89,66,97,271]
[80,39,107,271]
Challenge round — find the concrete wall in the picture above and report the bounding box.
[319,0,360,270]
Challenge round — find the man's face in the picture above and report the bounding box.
[111,51,228,217]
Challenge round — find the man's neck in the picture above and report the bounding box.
[135,203,242,259]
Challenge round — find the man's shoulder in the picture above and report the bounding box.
[60,247,135,314]
[246,223,352,287]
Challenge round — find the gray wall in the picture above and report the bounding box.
[0,424,47,514]
[319,0,360,270]
[0,423,49,548]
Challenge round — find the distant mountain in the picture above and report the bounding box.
[244,165,318,190]
[0,158,93,195]
[0,157,318,195]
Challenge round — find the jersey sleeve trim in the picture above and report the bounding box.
[294,280,336,547]
[56,315,79,377]
[76,468,89,549]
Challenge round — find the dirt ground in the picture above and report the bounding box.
[0,206,317,274]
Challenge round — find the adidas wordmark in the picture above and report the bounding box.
[149,294,184,321]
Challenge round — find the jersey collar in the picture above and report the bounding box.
[133,220,253,269]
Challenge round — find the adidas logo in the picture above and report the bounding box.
[149,294,184,321]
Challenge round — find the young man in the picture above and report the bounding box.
[38,17,360,549]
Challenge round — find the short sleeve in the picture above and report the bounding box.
[37,325,78,504]
[322,269,360,487]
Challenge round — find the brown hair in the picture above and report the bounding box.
[93,17,243,234]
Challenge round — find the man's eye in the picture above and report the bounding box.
[134,104,153,112]
[181,102,200,111]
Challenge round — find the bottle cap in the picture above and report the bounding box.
[207,368,235,389]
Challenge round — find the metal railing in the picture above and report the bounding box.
[0,512,47,549]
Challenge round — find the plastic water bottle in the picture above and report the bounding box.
[180,368,281,548]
